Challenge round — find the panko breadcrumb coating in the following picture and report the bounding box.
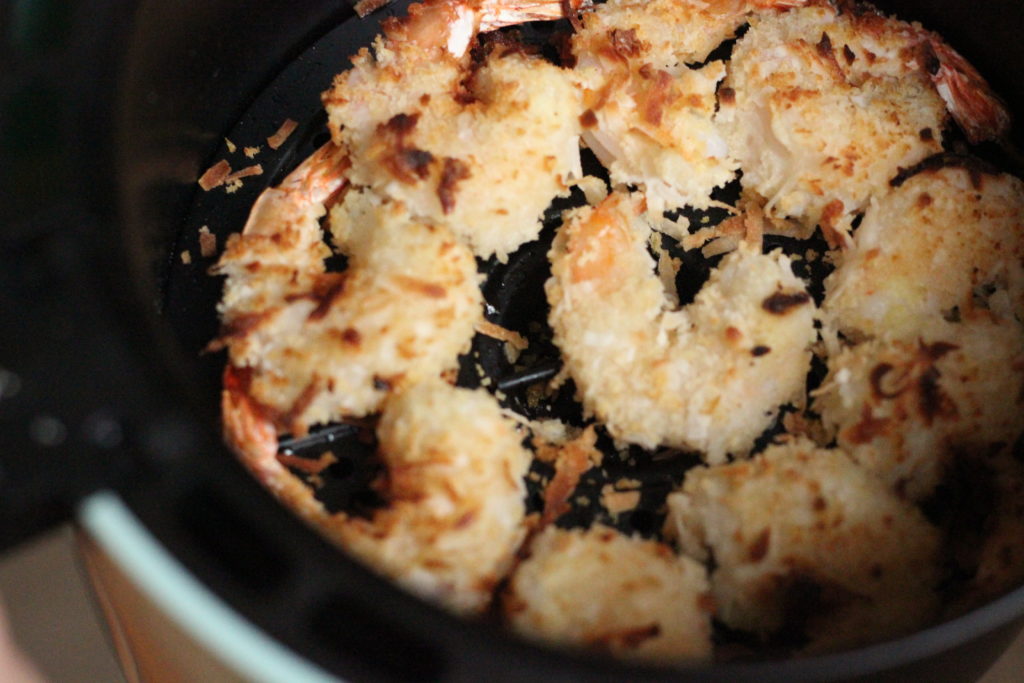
[814,316,1024,502]
[546,191,815,462]
[504,525,713,662]
[325,28,581,259]
[215,186,481,434]
[666,439,942,652]
[824,165,1024,340]
[719,4,947,241]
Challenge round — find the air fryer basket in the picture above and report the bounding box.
[3,0,1024,681]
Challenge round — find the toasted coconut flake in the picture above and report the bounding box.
[476,319,529,352]
[540,426,600,526]
[681,226,719,251]
[198,226,217,258]
[224,164,264,184]
[267,118,299,150]
[276,450,338,475]
[198,159,232,191]
[601,482,641,515]
[701,233,740,258]
[572,175,609,206]
[354,0,390,17]
[244,146,262,159]
[225,138,237,153]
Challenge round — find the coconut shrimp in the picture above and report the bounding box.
[546,191,816,463]
[823,163,1024,341]
[718,3,1010,244]
[224,378,532,615]
[813,315,1024,502]
[323,0,585,260]
[665,438,942,653]
[213,162,482,436]
[503,525,713,662]
[570,0,806,214]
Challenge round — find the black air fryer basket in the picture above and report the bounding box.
[2,1,1024,680]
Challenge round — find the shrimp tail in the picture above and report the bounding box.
[391,0,593,56]
[924,35,1011,144]
[222,365,280,482]
[479,0,592,32]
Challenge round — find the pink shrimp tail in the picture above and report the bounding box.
[750,0,811,8]
[222,365,280,480]
[388,0,594,54]
[926,36,1011,144]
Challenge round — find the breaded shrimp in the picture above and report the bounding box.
[503,525,713,662]
[823,164,1024,341]
[719,4,1009,243]
[813,316,1024,502]
[546,191,816,462]
[324,0,584,259]
[578,0,809,68]
[569,0,798,213]
[213,168,481,435]
[224,378,531,615]
[665,438,942,653]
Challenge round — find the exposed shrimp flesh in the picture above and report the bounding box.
[718,3,1009,243]
[569,1,810,214]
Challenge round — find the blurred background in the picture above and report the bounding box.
[0,524,1022,682]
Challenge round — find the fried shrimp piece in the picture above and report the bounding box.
[824,164,1024,340]
[546,191,816,462]
[503,525,713,662]
[579,0,808,69]
[813,316,1024,502]
[324,0,584,259]
[665,438,942,653]
[719,4,1008,243]
[214,173,481,435]
[569,0,803,213]
[225,379,532,615]
[570,0,811,213]
[213,143,348,317]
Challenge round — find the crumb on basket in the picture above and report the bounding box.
[198,159,231,191]
[225,164,264,183]
[601,483,641,516]
[476,320,529,363]
[198,226,217,258]
[267,118,299,149]
[354,0,391,17]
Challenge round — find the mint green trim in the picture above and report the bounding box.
[78,491,339,683]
